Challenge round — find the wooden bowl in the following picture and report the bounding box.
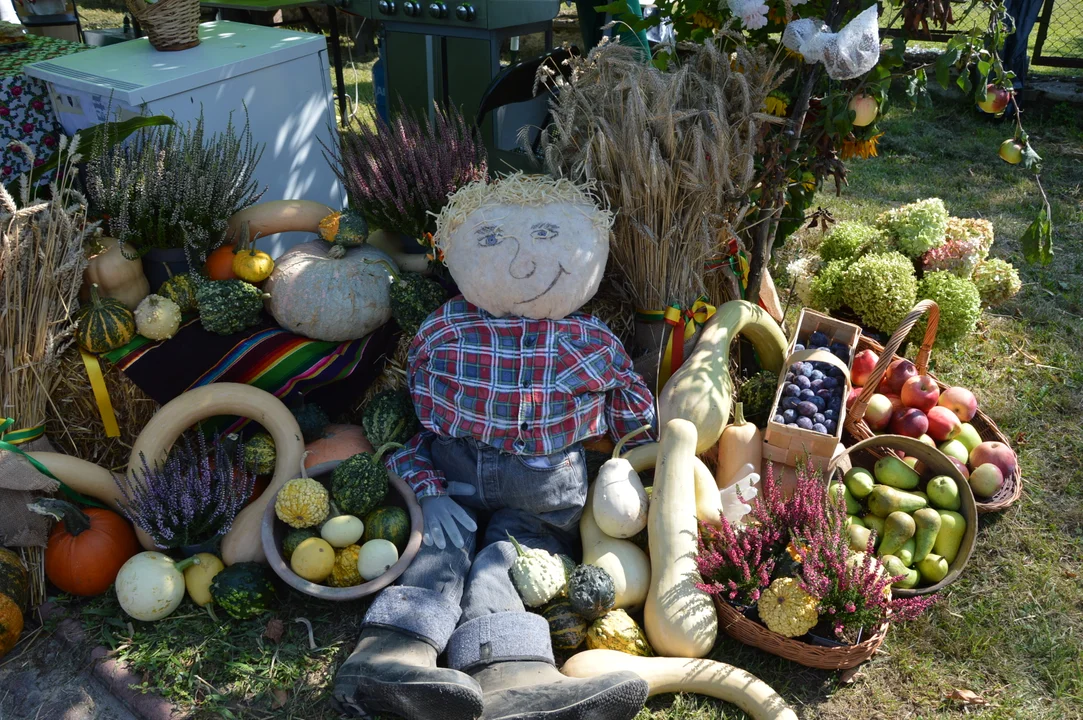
[261,461,423,600]
[829,434,978,597]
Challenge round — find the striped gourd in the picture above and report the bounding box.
[158,273,199,313]
[542,599,588,651]
[75,284,135,353]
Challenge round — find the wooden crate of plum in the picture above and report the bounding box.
[763,310,861,468]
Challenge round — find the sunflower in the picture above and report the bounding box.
[840,132,885,160]
[691,10,720,29]
[764,90,790,117]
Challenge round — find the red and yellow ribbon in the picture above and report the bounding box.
[637,299,716,392]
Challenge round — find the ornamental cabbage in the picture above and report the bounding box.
[875,198,949,258]
[972,259,1021,307]
[809,260,848,311]
[757,577,819,637]
[916,271,982,345]
[818,221,881,263]
[841,252,918,333]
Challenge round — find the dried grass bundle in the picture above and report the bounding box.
[541,40,785,311]
[356,331,413,413]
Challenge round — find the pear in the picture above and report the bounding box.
[911,490,929,503]
[895,538,916,567]
[912,507,942,563]
[873,454,921,489]
[848,524,873,553]
[933,510,967,564]
[829,482,862,515]
[882,555,919,589]
[862,514,885,547]
[846,515,866,528]
[844,467,875,499]
[868,485,928,518]
[917,553,949,584]
[879,511,916,558]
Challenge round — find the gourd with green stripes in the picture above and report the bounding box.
[75,284,136,353]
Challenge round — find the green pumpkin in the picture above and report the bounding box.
[362,506,409,551]
[75,284,136,353]
[158,273,199,313]
[209,562,275,620]
[542,598,588,651]
[0,548,29,613]
[567,565,616,622]
[292,404,329,443]
[244,433,277,475]
[331,444,400,518]
[282,528,319,560]
[196,279,265,336]
[361,390,420,448]
[318,209,369,248]
[390,272,447,336]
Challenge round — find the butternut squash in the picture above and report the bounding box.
[621,444,722,527]
[716,402,762,489]
[644,419,717,658]
[581,484,651,610]
[657,300,787,453]
[561,650,797,720]
[81,236,151,310]
[225,200,336,245]
[592,426,652,538]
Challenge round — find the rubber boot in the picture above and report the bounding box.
[332,627,484,720]
[470,660,648,720]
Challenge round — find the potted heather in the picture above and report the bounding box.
[115,433,256,556]
[85,111,265,290]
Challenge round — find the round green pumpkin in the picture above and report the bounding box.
[158,273,199,313]
[362,506,409,551]
[567,565,616,622]
[244,433,277,475]
[0,548,29,612]
[542,599,587,651]
[75,284,136,354]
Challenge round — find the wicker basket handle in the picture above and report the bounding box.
[825,433,932,479]
[849,300,940,424]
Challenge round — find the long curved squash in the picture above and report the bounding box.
[622,443,721,527]
[225,200,335,245]
[658,300,787,453]
[25,452,124,511]
[561,650,797,720]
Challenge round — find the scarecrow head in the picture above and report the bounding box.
[433,173,613,319]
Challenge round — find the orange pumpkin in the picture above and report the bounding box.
[39,499,140,596]
[205,244,239,281]
[0,593,22,659]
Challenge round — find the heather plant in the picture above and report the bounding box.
[332,104,487,241]
[116,433,256,549]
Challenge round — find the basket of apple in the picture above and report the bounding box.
[843,300,1021,513]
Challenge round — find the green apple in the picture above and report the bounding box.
[955,422,982,454]
[917,554,949,584]
[939,439,970,465]
[969,463,1005,497]
[928,475,961,510]
[999,139,1023,164]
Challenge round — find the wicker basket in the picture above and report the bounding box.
[125,0,201,52]
[844,300,1021,513]
[828,434,978,597]
[713,596,889,670]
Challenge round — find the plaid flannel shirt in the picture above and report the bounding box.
[388,296,657,499]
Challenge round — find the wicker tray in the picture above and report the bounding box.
[125,0,201,51]
[844,300,1021,513]
[828,434,978,597]
[713,596,888,670]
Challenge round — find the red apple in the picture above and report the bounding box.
[886,359,918,395]
[847,386,863,409]
[901,374,940,412]
[884,394,905,414]
[851,349,879,387]
[864,393,894,431]
[849,94,879,127]
[970,441,1018,478]
[970,463,1004,497]
[948,457,970,480]
[890,407,928,438]
[902,456,920,469]
[926,406,963,442]
[877,373,893,394]
[918,434,936,447]
[999,139,1024,165]
[938,386,978,422]
[977,84,1010,115]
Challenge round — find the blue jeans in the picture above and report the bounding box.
[362,436,587,672]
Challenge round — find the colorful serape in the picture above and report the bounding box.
[102,312,397,433]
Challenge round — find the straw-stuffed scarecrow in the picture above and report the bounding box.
[334,173,656,720]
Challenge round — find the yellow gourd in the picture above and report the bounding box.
[291,537,335,582]
[231,222,275,283]
[183,553,224,607]
[716,402,763,489]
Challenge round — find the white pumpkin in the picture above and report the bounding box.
[593,426,653,538]
[321,514,364,548]
[357,538,399,581]
[134,294,182,341]
[264,242,396,341]
[433,174,613,320]
[115,552,198,621]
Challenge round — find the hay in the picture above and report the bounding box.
[581,277,636,350]
[46,347,158,473]
[354,331,412,418]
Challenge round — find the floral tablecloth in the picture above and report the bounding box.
[1,34,87,183]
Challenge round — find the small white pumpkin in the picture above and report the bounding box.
[507,534,566,607]
[321,514,364,548]
[357,538,399,581]
[593,426,653,538]
[134,294,182,341]
[115,552,199,621]
[263,241,396,342]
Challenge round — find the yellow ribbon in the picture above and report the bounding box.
[80,349,120,438]
[656,299,716,392]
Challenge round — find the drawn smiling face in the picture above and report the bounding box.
[445,201,609,319]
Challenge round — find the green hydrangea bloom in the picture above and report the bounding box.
[971,258,1021,307]
[809,260,848,311]
[818,222,881,263]
[841,252,918,333]
[916,271,982,345]
[875,198,949,258]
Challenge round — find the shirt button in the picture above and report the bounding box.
[520,422,528,432]
[521,379,531,388]
[524,335,536,348]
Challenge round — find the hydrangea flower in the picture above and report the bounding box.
[729,0,769,29]
[785,256,819,305]
[875,198,949,258]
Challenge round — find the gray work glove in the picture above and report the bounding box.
[419,482,477,550]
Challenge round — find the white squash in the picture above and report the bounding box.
[321,515,365,548]
[134,294,182,341]
[581,484,651,610]
[716,402,763,489]
[561,650,797,720]
[358,539,399,581]
[621,444,722,527]
[116,552,199,621]
[263,241,396,342]
[593,426,652,538]
[644,419,718,658]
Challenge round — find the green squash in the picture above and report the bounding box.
[196,279,265,336]
[243,433,277,475]
[75,284,136,353]
[361,390,420,448]
[282,528,319,560]
[389,272,446,336]
[567,565,616,621]
[0,548,29,612]
[158,273,199,313]
[362,506,409,551]
[209,562,275,620]
[331,444,400,518]
[292,404,329,443]
[318,209,369,248]
[542,598,588,651]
